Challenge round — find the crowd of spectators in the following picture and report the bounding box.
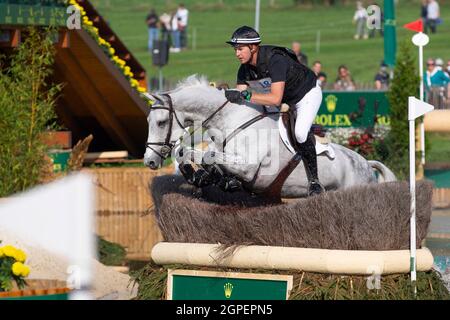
[422,0,442,34]
[292,36,450,108]
[145,3,189,53]
[424,57,450,108]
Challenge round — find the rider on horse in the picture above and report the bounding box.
[224,26,325,196]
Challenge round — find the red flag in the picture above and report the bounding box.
[404,19,423,32]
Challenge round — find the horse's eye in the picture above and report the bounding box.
[157,120,167,128]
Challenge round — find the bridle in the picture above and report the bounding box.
[145,92,286,160]
[145,94,185,160]
[145,93,229,160]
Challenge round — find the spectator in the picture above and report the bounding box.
[317,72,327,89]
[216,82,230,90]
[445,60,450,77]
[311,60,322,75]
[291,41,308,66]
[353,1,368,40]
[146,8,159,51]
[312,61,327,89]
[334,65,356,91]
[159,12,171,42]
[424,58,449,107]
[170,11,181,53]
[421,0,428,26]
[368,2,384,38]
[435,57,444,71]
[425,0,440,34]
[176,4,189,50]
[424,58,449,90]
[374,62,389,90]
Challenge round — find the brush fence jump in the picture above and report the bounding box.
[150,175,435,275]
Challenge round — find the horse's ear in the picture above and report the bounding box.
[141,92,165,105]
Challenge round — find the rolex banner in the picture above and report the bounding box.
[384,0,397,67]
[315,91,390,128]
[168,270,292,300]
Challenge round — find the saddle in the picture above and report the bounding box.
[278,104,334,158]
[280,103,301,152]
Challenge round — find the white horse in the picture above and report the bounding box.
[143,75,396,198]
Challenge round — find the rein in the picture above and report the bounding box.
[146,93,287,159]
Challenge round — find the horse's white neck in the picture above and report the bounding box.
[169,85,264,130]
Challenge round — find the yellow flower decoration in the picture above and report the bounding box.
[98,37,107,46]
[74,0,146,96]
[21,265,30,277]
[14,249,26,263]
[11,262,30,277]
[1,245,26,262]
[2,245,16,259]
[11,262,24,276]
[130,79,139,87]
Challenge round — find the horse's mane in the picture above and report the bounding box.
[170,74,226,107]
[175,74,210,90]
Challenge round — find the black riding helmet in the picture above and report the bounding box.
[226,26,261,47]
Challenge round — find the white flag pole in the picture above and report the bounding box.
[255,0,260,32]
[419,39,426,166]
[408,99,417,293]
[410,32,429,295]
[408,96,434,295]
[414,32,429,166]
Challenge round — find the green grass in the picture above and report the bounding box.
[91,0,450,85]
[131,263,450,300]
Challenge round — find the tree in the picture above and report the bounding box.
[385,41,420,179]
[0,27,61,196]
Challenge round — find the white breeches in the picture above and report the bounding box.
[294,82,322,143]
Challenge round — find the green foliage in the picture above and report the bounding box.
[0,256,26,292]
[0,242,28,292]
[132,264,450,300]
[97,236,127,266]
[386,41,420,179]
[130,263,171,300]
[0,27,62,197]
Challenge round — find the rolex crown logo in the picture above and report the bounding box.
[325,94,338,113]
[224,283,233,299]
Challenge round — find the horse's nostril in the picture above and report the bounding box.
[149,161,157,169]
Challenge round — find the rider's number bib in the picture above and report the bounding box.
[246,77,272,93]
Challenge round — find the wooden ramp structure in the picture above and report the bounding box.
[0,0,150,158]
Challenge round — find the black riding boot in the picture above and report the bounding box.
[297,132,325,196]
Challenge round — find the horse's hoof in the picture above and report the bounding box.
[193,169,213,187]
[219,177,242,192]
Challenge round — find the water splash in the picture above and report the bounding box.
[434,256,450,292]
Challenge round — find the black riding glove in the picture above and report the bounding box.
[225,90,251,104]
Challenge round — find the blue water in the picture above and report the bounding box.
[434,256,450,274]
[426,238,450,291]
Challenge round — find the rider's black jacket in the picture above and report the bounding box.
[237,45,317,106]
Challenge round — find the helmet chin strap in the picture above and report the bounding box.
[249,47,258,65]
